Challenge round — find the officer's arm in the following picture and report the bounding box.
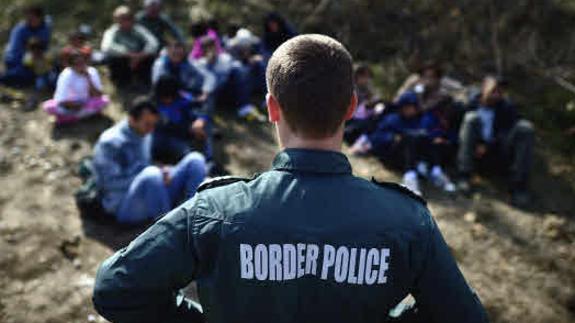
[93,202,204,323]
[411,209,489,323]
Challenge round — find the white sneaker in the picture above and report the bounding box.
[402,170,422,196]
[416,161,429,178]
[430,166,456,193]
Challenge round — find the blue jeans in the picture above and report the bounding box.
[116,152,207,224]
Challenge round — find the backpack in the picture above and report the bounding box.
[74,157,113,222]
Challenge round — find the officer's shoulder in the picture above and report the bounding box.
[370,177,427,206]
[197,174,260,193]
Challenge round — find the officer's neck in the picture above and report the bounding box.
[277,125,344,153]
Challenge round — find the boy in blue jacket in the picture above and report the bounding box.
[152,76,210,163]
[352,92,455,195]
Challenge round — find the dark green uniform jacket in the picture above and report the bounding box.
[93,149,489,323]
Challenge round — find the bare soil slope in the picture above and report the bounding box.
[0,86,574,323]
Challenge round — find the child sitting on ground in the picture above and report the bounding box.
[42,50,109,124]
[152,75,210,163]
[351,91,455,195]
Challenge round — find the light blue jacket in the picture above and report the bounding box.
[92,119,152,213]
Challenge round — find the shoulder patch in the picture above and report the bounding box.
[371,177,427,206]
[197,174,259,193]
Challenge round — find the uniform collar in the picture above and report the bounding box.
[272,148,352,175]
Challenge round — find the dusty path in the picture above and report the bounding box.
[0,86,574,323]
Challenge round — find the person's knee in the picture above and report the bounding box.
[515,119,535,136]
[182,152,206,174]
[182,152,207,170]
[463,111,480,125]
[139,166,164,186]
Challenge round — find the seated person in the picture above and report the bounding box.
[42,51,109,125]
[188,20,223,61]
[152,41,215,115]
[101,6,159,86]
[457,76,534,206]
[351,92,455,195]
[344,64,385,143]
[226,29,267,121]
[92,97,207,224]
[395,62,462,112]
[60,30,93,67]
[136,0,185,48]
[0,6,51,87]
[262,12,297,60]
[22,38,57,92]
[197,36,262,120]
[152,76,210,162]
[420,104,458,192]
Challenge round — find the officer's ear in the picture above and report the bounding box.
[343,91,358,121]
[266,93,281,123]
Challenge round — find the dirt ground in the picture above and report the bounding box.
[0,82,574,323]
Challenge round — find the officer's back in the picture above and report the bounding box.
[93,34,488,323]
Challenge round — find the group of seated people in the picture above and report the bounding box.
[347,63,534,206]
[0,2,298,225]
[0,3,535,225]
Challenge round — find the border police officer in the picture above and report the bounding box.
[93,34,489,323]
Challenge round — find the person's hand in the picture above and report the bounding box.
[77,66,89,77]
[161,166,171,185]
[196,92,209,103]
[190,119,207,140]
[433,137,447,145]
[250,54,264,63]
[475,143,488,158]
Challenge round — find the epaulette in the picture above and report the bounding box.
[197,174,259,193]
[371,177,427,206]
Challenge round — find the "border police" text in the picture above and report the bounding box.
[239,243,390,285]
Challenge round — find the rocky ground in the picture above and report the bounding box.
[0,80,574,323]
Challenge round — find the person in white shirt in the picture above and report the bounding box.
[42,50,109,124]
[101,5,159,87]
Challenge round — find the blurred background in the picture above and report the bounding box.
[0,1,573,323]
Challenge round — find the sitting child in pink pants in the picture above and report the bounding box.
[43,50,108,124]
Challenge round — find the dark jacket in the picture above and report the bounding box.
[93,149,488,323]
[262,13,297,55]
[468,94,519,142]
[154,95,206,139]
[369,113,425,150]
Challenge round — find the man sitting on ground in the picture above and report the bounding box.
[457,76,535,206]
[101,6,158,87]
[0,6,51,87]
[92,97,207,224]
[136,0,185,48]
